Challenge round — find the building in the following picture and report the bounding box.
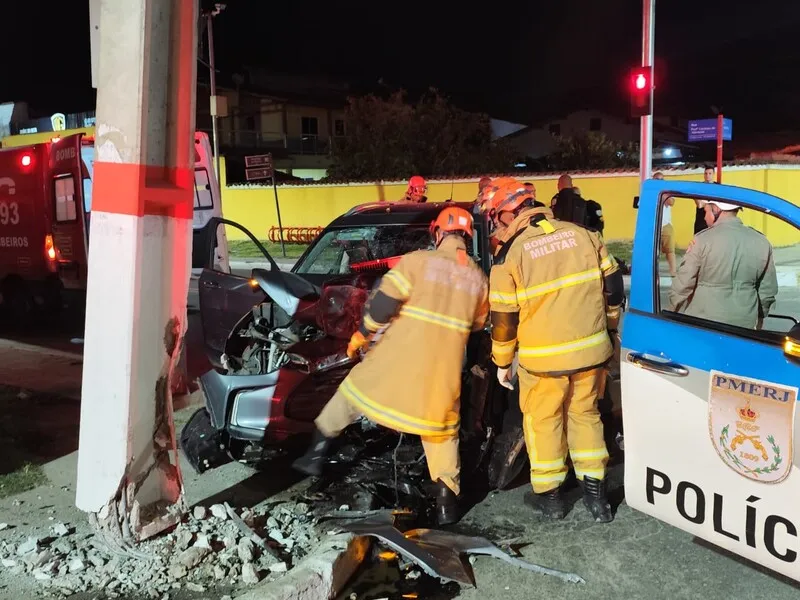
[503,109,697,164]
[0,70,351,182]
[197,69,350,182]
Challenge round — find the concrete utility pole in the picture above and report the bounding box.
[640,0,655,182]
[77,0,198,544]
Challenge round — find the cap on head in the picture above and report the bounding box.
[705,200,739,211]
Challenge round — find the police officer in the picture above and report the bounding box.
[484,179,624,522]
[292,206,489,525]
[669,199,778,329]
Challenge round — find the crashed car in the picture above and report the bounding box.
[181,202,622,501]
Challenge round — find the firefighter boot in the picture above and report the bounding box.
[292,429,334,477]
[582,476,614,523]
[435,480,460,526]
[524,488,566,520]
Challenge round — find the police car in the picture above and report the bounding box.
[623,179,800,583]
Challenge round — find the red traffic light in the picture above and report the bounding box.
[629,67,654,118]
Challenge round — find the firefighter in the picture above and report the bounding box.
[292,206,489,525]
[484,179,624,522]
[402,175,428,203]
[479,178,541,254]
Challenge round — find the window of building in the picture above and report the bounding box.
[301,117,319,136]
[334,119,346,137]
[589,117,602,132]
[245,116,256,130]
[54,175,77,222]
[548,123,561,136]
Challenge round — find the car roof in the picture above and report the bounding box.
[327,201,478,228]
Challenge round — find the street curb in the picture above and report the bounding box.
[234,533,371,600]
[0,338,83,361]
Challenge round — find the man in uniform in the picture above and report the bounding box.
[292,206,489,525]
[484,179,624,522]
[402,175,428,203]
[669,199,778,329]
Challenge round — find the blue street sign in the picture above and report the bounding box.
[688,118,733,142]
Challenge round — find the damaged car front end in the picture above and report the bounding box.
[180,207,534,499]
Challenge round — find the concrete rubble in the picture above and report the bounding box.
[0,500,322,599]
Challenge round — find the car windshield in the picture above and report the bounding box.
[294,225,435,275]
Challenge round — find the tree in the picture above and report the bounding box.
[545,132,638,171]
[325,90,517,181]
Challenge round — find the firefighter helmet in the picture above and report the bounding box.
[482,178,533,216]
[430,206,474,239]
[407,175,427,195]
[478,176,517,211]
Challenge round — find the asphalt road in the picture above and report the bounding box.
[457,471,800,600]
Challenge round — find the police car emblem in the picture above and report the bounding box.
[708,371,796,483]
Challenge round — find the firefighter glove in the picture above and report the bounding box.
[346,331,370,360]
[496,366,515,390]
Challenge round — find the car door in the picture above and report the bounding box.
[198,218,277,364]
[622,179,800,582]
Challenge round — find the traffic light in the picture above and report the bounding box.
[630,66,653,118]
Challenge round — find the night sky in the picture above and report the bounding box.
[2,0,799,135]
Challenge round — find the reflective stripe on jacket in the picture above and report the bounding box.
[489,207,617,375]
[341,235,489,437]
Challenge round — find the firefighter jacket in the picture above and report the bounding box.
[668,216,777,329]
[489,207,621,375]
[340,235,489,437]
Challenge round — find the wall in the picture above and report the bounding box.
[218,158,800,248]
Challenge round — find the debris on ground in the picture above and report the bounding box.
[0,500,322,599]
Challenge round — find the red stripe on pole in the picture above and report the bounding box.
[92,162,193,219]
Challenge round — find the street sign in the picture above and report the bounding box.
[245,167,273,181]
[688,118,732,142]
[245,153,273,170]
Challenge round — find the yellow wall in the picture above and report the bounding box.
[219,158,800,248]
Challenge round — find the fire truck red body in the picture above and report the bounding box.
[0,134,88,317]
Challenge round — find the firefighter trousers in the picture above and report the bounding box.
[518,366,609,494]
[315,390,461,495]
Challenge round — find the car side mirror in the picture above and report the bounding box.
[784,324,800,362]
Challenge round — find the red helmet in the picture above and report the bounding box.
[408,175,427,194]
[430,206,474,239]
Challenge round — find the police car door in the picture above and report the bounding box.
[623,179,800,582]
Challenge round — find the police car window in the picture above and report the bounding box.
[294,225,435,275]
[657,196,800,335]
[54,175,78,223]
[194,169,214,210]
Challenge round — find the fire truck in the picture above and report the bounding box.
[0,131,227,319]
